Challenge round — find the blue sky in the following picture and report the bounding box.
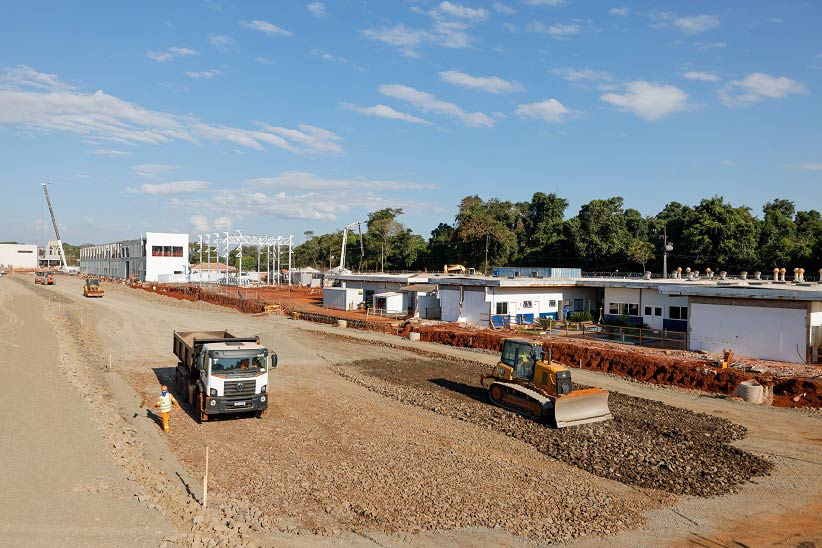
[1,0,820,245]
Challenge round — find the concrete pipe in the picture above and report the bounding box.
[733,380,765,404]
[408,332,421,341]
[337,319,348,329]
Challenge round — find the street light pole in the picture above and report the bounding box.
[662,226,673,279]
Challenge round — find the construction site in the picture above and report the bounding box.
[2,212,821,547]
[0,180,819,547]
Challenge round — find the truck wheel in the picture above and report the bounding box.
[255,410,265,419]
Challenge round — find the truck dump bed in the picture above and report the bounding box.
[173,330,258,370]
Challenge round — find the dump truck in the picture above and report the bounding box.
[172,331,277,421]
[480,338,613,428]
[35,271,55,285]
[83,279,104,297]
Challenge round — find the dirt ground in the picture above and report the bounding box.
[3,273,821,547]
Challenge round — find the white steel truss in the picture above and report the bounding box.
[195,231,293,286]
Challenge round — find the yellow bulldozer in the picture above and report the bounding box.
[480,338,613,428]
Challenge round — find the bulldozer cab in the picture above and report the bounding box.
[501,339,542,381]
[86,279,100,287]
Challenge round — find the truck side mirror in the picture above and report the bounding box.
[270,354,278,368]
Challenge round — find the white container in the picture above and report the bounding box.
[408,332,421,342]
[733,380,765,404]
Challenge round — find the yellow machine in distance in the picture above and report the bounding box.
[481,338,613,428]
[83,279,104,298]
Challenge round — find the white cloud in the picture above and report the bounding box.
[524,0,566,6]
[492,2,515,15]
[0,65,343,154]
[525,21,582,38]
[186,69,222,79]
[341,103,430,124]
[797,163,822,171]
[209,34,234,49]
[378,84,495,127]
[131,163,178,179]
[90,149,131,157]
[241,20,293,37]
[720,160,735,167]
[601,81,690,121]
[437,2,488,21]
[514,99,569,123]
[0,65,75,91]
[190,214,210,232]
[362,2,489,57]
[307,2,326,17]
[362,25,430,57]
[247,171,437,191]
[129,180,212,195]
[683,71,719,82]
[146,47,199,62]
[552,67,612,82]
[255,57,272,64]
[651,12,719,35]
[439,70,523,94]
[609,7,629,16]
[694,41,726,50]
[180,172,438,222]
[719,73,808,107]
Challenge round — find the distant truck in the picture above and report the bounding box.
[172,331,276,421]
[35,271,55,285]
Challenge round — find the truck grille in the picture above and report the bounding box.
[224,380,255,398]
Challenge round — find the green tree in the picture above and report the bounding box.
[759,199,798,268]
[454,195,519,270]
[568,197,632,268]
[521,192,568,264]
[366,208,404,272]
[626,239,655,272]
[682,196,759,269]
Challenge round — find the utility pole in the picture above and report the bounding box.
[484,234,489,275]
[661,226,673,279]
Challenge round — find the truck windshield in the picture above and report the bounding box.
[211,355,266,374]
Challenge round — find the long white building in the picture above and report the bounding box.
[80,232,189,282]
[327,271,822,364]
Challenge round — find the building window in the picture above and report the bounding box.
[644,306,652,316]
[669,306,688,320]
[172,246,183,257]
[609,302,640,317]
[522,300,533,308]
[655,307,662,317]
[496,302,508,315]
[549,300,557,307]
[17,250,33,254]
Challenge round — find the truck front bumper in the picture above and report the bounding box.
[204,394,268,415]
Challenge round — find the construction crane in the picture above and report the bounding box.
[41,182,69,271]
[332,221,365,274]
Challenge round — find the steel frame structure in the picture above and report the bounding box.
[195,232,293,286]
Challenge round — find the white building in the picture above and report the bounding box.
[326,271,822,364]
[80,232,189,282]
[0,244,38,271]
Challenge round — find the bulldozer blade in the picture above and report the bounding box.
[553,388,613,428]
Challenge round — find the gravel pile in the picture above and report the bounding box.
[336,358,773,497]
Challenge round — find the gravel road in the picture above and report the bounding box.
[333,357,772,497]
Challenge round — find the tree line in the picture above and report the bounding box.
[292,194,822,276]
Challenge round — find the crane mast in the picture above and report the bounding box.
[41,182,69,271]
[335,221,365,273]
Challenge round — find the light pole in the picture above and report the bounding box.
[660,226,674,279]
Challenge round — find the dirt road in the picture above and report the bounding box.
[5,273,821,547]
[0,278,174,547]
